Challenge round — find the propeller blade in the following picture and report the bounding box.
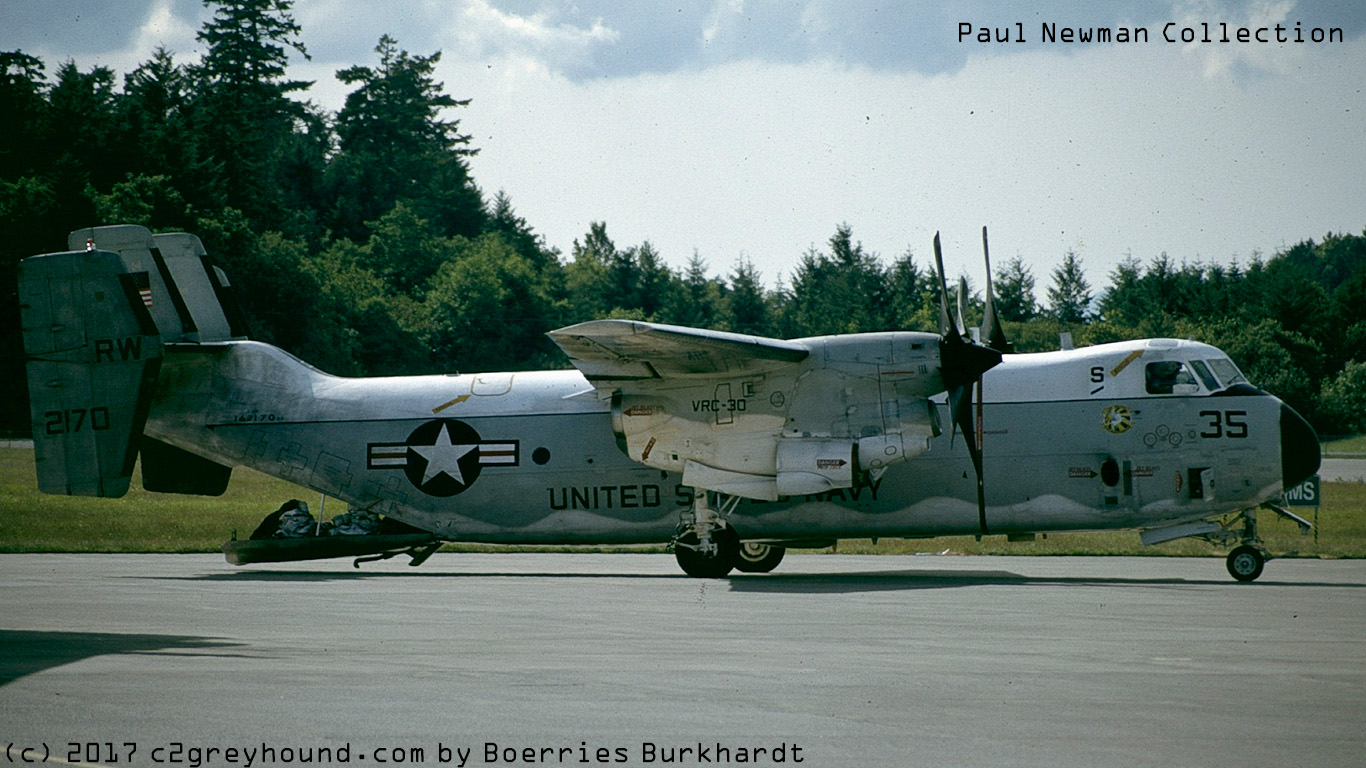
[956,276,969,338]
[979,226,1013,354]
[948,383,974,451]
[948,381,988,536]
[933,232,957,341]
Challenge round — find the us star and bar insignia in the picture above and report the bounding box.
[367,419,519,497]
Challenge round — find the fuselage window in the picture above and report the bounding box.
[1188,359,1220,391]
[1207,358,1247,386]
[1145,361,1199,395]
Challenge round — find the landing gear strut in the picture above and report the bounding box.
[1225,507,1269,583]
[671,489,740,578]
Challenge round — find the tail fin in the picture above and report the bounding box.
[19,243,165,496]
[19,225,247,496]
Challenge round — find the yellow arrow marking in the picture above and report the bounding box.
[432,394,471,414]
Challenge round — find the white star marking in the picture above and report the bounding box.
[410,424,477,485]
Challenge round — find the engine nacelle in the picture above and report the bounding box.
[775,439,853,495]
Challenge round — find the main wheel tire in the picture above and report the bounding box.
[1226,545,1265,582]
[733,542,785,573]
[674,525,739,578]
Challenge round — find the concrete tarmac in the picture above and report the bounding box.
[2,553,1364,768]
[1320,457,1366,482]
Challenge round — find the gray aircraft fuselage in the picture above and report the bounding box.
[144,335,1315,545]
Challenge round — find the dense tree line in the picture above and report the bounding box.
[2,0,1364,437]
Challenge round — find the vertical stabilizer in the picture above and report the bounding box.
[18,247,165,496]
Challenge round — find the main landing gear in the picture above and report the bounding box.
[670,489,786,578]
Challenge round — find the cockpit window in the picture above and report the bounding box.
[1145,361,1199,394]
[1188,359,1220,391]
[1206,358,1246,386]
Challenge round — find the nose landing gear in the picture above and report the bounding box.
[1227,503,1314,582]
[1141,503,1312,582]
[1226,507,1270,583]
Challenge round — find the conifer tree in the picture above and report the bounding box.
[993,255,1037,322]
[191,0,311,228]
[330,35,481,241]
[0,51,48,179]
[1046,249,1092,324]
[723,257,771,336]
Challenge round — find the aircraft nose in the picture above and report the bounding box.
[1281,402,1320,490]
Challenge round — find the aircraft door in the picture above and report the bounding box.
[1187,467,1214,501]
[472,373,513,396]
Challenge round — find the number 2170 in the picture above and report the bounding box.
[43,407,112,435]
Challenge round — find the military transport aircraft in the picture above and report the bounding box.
[18,225,1320,581]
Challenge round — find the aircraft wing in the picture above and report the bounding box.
[547,319,809,383]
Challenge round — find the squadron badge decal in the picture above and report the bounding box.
[1101,405,1134,434]
[368,419,518,496]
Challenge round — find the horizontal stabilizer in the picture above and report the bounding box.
[68,225,250,343]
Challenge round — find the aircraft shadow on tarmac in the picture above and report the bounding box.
[727,570,1241,593]
[0,629,247,687]
[168,568,1365,592]
[178,568,1044,592]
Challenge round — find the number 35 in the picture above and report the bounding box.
[1199,409,1247,439]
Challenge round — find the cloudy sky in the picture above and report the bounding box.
[4,0,1364,292]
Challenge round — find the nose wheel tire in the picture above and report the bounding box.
[1226,545,1266,582]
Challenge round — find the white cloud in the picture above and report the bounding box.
[448,0,619,71]
[127,0,201,63]
[243,1,1366,292]
[458,29,1366,291]
[1170,0,1312,78]
[701,0,745,47]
